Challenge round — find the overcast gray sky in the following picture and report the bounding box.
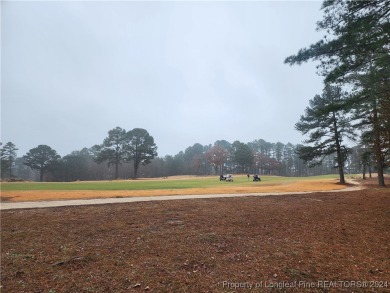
[2,0,324,157]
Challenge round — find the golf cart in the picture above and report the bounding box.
[220,174,233,182]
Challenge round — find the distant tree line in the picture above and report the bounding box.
[0,134,383,182]
[1,127,158,182]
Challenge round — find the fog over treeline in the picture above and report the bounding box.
[0,130,375,182]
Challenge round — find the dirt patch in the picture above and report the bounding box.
[1,181,389,292]
[0,179,350,202]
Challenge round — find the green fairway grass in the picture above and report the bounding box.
[0,174,352,192]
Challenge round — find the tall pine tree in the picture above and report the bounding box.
[94,127,128,179]
[0,142,18,179]
[295,85,355,183]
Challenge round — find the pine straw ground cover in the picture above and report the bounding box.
[1,179,389,292]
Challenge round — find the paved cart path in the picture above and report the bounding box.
[0,181,363,210]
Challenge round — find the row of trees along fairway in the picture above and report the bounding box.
[285,0,390,186]
[0,127,157,182]
[1,136,382,182]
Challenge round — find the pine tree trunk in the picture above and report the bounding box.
[115,163,119,180]
[362,164,366,180]
[372,104,386,186]
[114,151,119,180]
[333,112,345,184]
[133,161,139,179]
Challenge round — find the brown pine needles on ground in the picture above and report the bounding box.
[1,178,389,292]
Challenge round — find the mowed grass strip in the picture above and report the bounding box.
[0,174,346,191]
[1,179,212,191]
[0,175,273,191]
